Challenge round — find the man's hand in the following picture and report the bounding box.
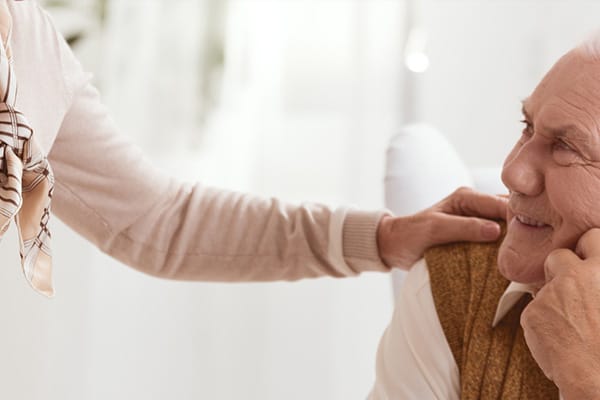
[521,229,600,400]
[376,187,507,269]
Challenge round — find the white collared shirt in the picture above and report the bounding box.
[369,259,561,400]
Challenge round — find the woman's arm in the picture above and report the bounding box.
[48,80,391,281]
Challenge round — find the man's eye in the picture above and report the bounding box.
[553,139,574,152]
[552,139,581,166]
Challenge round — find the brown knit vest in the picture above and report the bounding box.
[424,235,558,400]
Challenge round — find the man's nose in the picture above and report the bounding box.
[501,142,544,197]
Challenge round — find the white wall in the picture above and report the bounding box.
[81,3,403,399]
[416,1,600,169]
[0,221,94,399]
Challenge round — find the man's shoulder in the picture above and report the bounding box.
[422,229,511,365]
[425,236,504,266]
[424,221,508,294]
[424,240,503,293]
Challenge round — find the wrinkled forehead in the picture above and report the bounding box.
[524,50,600,127]
[533,50,600,97]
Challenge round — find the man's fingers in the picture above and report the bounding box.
[441,187,508,220]
[575,228,600,259]
[544,248,581,282]
[431,214,502,244]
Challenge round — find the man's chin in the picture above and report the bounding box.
[497,245,545,284]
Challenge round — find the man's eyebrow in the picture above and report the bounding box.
[548,125,589,143]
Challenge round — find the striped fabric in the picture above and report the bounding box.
[0,0,54,297]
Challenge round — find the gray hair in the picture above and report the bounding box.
[578,31,600,61]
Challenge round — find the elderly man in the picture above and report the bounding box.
[370,35,600,400]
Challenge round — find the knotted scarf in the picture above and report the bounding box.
[0,0,54,297]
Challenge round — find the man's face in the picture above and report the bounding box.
[498,49,600,286]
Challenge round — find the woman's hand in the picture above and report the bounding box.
[376,187,507,269]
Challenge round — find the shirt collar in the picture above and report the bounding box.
[492,281,536,327]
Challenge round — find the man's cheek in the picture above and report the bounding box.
[553,191,600,244]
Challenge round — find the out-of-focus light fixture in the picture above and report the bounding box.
[404,27,429,73]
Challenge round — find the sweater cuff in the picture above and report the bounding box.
[342,209,391,273]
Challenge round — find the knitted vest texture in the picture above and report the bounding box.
[424,237,558,400]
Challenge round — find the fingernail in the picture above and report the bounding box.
[482,223,501,239]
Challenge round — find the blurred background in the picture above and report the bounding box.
[0,0,599,399]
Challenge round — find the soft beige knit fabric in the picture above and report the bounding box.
[6,1,389,287]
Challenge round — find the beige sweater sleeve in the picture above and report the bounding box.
[48,79,390,282]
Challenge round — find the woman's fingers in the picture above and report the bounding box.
[440,187,508,220]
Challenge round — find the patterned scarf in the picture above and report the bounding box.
[0,0,54,297]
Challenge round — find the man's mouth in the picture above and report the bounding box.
[515,214,550,228]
